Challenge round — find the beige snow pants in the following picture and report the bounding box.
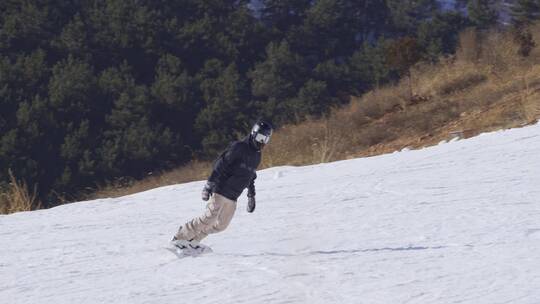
[175,193,237,242]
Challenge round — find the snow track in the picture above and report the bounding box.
[1,124,540,303]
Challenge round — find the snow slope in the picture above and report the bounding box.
[1,124,540,304]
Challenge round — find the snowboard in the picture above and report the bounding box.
[166,242,213,258]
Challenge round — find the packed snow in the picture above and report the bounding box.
[1,123,540,304]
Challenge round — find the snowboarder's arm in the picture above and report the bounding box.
[247,173,256,198]
[247,173,256,212]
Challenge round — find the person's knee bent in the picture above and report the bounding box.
[212,220,231,233]
[201,198,222,222]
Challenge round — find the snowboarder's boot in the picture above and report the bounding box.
[171,234,200,250]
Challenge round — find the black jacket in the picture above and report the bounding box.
[208,136,261,201]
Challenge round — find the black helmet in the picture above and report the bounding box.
[250,120,273,149]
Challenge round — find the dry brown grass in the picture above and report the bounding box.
[265,24,540,161]
[89,24,540,200]
[90,160,212,199]
[0,170,41,215]
[262,113,351,167]
[436,69,487,96]
[455,28,482,63]
[351,85,408,119]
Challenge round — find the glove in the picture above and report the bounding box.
[201,181,215,201]
[247,195,256,213]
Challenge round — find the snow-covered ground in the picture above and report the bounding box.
[1,123,540,304]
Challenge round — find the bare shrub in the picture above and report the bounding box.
[513,26,536,57]
[521,91,540,123]
[262,120,320,167]
[518,65,540,123]
[311,118,344,163]
[387,107,430,134]
[354,124,397,148]
[354,86,407,120]
[428,102,461,127]
[348,98,372,127]
[417,57,489,98]
[528,23,540,60]
[481,30,521,75]
[412,61,446,97]
[263,114,349,166]
[0,170,40,214]
[356,93,385,119]
[436,71,487,96]
[456,28,482,63]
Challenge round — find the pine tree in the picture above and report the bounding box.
[261,0,311,34]
[467,0,499,29]
[151,54,199,154]
[510,0,540,27]
[509,0,540,57]
[455,0,469,10]
[387,0,439,35]
[417,11,470,60]
[250,40,307,123]
[349,39,391,90]
[196,61,251,155]
[385,37,422,100]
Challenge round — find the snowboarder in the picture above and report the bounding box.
[171,119,273,250]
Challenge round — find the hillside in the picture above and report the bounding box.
[1,122,539,303]
[2,0,479,207]
[261,26,540,167]
[89,24,540,200]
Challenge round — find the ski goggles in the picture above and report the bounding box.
[254,132,271,144]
